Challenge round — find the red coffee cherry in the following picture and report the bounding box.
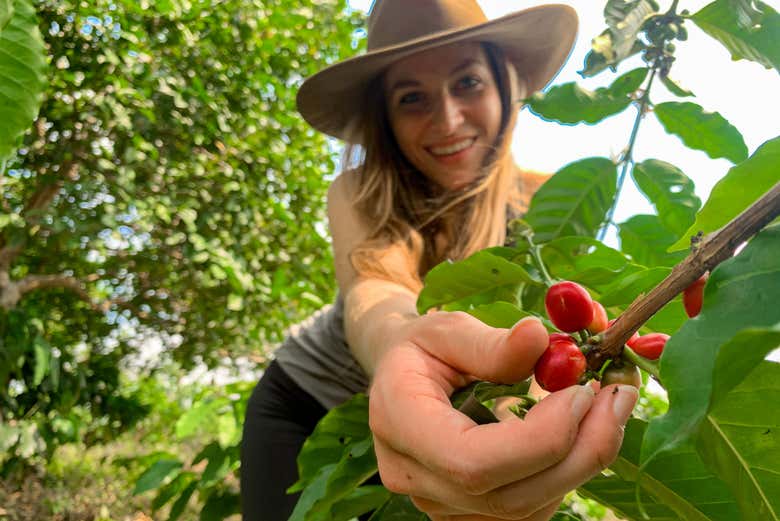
[683,273,709,318]
[545,281,594,333]
[608,319,640,346]
[601,363,642,388]
[630,333,670,360]
[588,301,609,334]
[549,332,575,343]
[534,337,587,392]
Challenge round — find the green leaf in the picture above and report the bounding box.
[416,250,534,314]
[152,472,195,512]
[0,0,12,31]
[691,0,780,71]
[527,67,648,124]
[290,463,336,521]
[619,215,688,268]
[580,418,739,521]
[32,335,50,387]
[200,491,240,521]
[580,29,646,77]
[660,75,695,97]
[631,159,701,236]
[654,102,749,164]
[670,136,780,250]
[466,301,534,329]
[541,236,635,290]
[604,0,659,60]
[599,267,671,307]
[697,361,780,520]
[291,393,370,492]
[450,379,533,410]
[290,437,378,521]
[525,158,618,243]
[168,481,197,521]
[0,0,47,161]
[642,225,780,494]
[643,296,688,336]
[192,442,232,485]
[330,486,392,521]
[579,0,658,77]
[369,494,426,521]
[133,459,183,495]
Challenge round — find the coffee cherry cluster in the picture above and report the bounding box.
[532,271,710,393]
[534,281,671,392]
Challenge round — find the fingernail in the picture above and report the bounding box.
[612,385,639,423]
[571,385,595,419]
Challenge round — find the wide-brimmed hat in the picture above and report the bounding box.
[296,0,578,141]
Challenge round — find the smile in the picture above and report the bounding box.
[428,137,476,156]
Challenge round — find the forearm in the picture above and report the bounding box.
[343,277,420,378]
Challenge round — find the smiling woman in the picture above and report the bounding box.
[383,42,503,191]
[241,2,639,520]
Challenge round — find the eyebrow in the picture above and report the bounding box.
[387,58,483,93]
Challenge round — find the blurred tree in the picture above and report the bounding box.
[0,0,363,467]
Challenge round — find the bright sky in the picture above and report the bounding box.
[347,0,780,244]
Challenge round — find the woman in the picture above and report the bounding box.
[241,1,638,520]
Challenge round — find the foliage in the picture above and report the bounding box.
[290,1,780,520]
[0,0,362,471]
[0,0,46,162]
[122,380,253,521]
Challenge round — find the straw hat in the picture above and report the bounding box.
[296,0,578,141]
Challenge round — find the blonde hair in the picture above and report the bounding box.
[343,42,528,292]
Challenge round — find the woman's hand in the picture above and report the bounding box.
[368,311,637,521]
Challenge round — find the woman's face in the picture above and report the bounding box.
[383,42,503,191]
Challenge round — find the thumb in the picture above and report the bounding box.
[409,312,549,383]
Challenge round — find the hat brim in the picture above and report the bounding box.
[297,4,578,141]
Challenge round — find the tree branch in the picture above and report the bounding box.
[0,272,105,312]
[587,181,780,371]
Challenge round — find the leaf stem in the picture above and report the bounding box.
[622,346,660,379]
[597,68,657,241]
[525,235,555,287]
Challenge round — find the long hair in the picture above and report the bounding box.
[342,42,528,292]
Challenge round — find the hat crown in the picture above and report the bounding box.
[367,0,488,51]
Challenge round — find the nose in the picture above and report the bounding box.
[430,93,464,136]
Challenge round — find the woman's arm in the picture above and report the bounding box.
[327,171,419,377]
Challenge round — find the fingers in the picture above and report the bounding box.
[467,384,637,516]
[413,496,563,521]
[408,312,549,384]
[373,384,636,519]
[371,383,596,498]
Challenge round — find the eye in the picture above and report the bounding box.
[398,91,423,105]
[456,75,482,91]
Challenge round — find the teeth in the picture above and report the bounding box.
[430,138,475,156]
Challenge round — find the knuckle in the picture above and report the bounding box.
[426,310,472,331]
[410,496,442,516]
[485,492,534,520]
[377,461,411,495]
[367,402,386,439]
[443,455,489,495]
